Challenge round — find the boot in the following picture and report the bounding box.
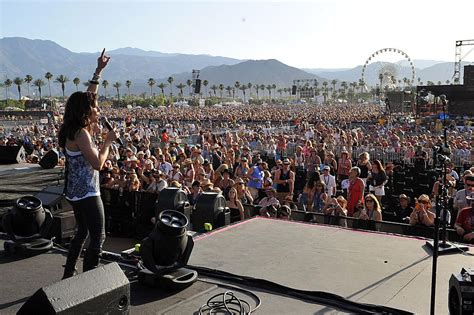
[83,249,100,272]
[62,244,82,279]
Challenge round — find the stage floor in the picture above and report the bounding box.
[1,217,472,314]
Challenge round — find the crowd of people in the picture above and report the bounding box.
[1,102,473,242]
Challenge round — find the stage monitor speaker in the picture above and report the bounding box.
[0,145,26,164]
[35,186,71,214]
[192,192,227,232]
[449,267,474,315]
[18,262,130,315]
[291,85,297,95]
[39,149,59,169]
[194,79,202,94]
[156,187,189,212]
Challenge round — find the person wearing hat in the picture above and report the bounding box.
[240,146,252,165]
[146,170,168,194]
[409,194,435,227]
[200,178,214,192]
[168,162,184,185]
[274,158,295,203]
[454,175,474,242]
[258,187,280,217]
[320,165,336,197]
[247,159,265,200]
[234,177,253,205]
[393,194,413,223]
[234,156,250,179]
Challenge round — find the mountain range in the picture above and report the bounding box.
[0,37,472,97]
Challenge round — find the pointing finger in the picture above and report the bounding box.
[101,48,105,58]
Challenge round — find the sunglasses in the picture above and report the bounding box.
[466,183,474,187]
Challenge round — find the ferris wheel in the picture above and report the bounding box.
[361,48,416,87]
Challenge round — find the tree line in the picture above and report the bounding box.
[1,72,445,104]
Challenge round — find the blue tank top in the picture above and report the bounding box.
[247,166,263,189]
[64,148,100,201]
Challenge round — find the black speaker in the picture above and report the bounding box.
[156,187,189,213]
[39,149,59,169]
[194,79,201,94]
[0,145,26,164]
[35,186,71,214]
[192,192,228,232]
[18,262,130,315]
[449,267,474,315]
[291,85,297,95]
[49,211,76,243]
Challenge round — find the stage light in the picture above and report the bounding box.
[138,209,197,290]
[2,196,53,256]
[449,268,474,315]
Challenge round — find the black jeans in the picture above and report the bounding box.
[64,196,106,274]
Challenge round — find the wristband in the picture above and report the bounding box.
[89,80,99,85]
[92,72,101,81]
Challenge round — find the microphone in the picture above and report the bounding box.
[101,117,123,146]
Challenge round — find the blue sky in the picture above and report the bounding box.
[1,0,473,68]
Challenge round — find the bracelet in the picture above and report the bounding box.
[89,80,99,85]
[92,72,101,81]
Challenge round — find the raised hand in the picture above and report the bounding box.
[96,48,111,73]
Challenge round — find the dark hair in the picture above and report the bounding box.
[373,160,385,174]
[58,91,97,148]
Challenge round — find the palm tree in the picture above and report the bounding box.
[186,79,192,96]
[33,79,45,100]
[83,82,90,88]
[239,85,247,102]
[147,78,156,97]
[210,84,218,97]
[73,77,81,91]
[45,72,53,97]
[24,75,33,98]
[331,80,337,98]
[157,82,167,96]
[254,84,260,99]
[225,86,232,97]
[218,84,224,98]
[55,75,70,98]
[234,81,240,99]
[167,77,174,96]
[102,80,109,98]
[277,88,283,97]
[176,83,186,98]
[341,81,348,97]
[125,80,132,97]
[4,78,12,102]
[113,82,122,101]
[247,83,252,98]
[445,80,450,85]
[266,85,272,99]
[378,73,384,91]
[13,77,23,100]
[202,80,209,97]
